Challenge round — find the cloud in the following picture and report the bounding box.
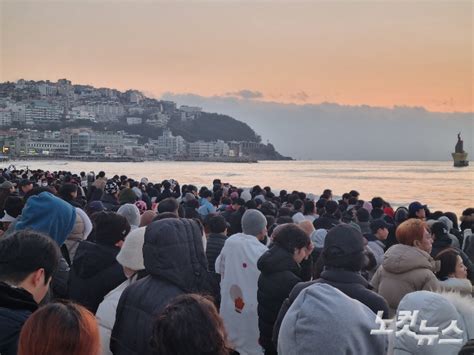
[225,89,264,100]
[290,91,309,102]
[161,92,473,161]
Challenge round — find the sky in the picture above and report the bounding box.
[1,0,472,113]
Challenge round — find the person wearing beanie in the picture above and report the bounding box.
[117,204,141,230]
[356,207,371,235]
[277,283,388,355]
[273,224,389,346]
[215,209,268,355]
[371,219,439,316]
[111,218,217,355]
[100,180,119,211]
[96,227,146,355]
[68,212,130,313]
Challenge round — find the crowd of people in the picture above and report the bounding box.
[0,166,473,355]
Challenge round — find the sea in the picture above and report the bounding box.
[6,160,473,219]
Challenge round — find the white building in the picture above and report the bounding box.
[156,129,186,156]
[78,102,125,121]
[188,140,230,157]
[66,107,96,122]
[179,105,202,114]
[0,109,12,126]
[25,101,63,125]
[147,112,170,127]
[129,91,144,104]
[25,141,70,156]
[126,117,143,125]
[38,83,58,96]
[69,130,124,156]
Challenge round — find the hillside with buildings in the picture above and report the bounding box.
[0,79,291,161]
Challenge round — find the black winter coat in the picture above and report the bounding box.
[0,282,38,355]
[206,233,227,273]
[272,269,389,348]
[257,245,310,353]
[110,218,218,355]
[68,241,125,313]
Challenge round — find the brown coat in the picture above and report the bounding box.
[371,244,439,317]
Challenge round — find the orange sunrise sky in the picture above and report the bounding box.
[0,0,472,112]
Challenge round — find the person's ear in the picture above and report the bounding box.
[32,268,45,287]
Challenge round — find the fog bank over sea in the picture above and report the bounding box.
[8,160,473,218]
[161,93,473,162]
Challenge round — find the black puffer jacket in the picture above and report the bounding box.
[257,244,309,353]
[0,282,38,355]
[68,241,125,313]
[110,218,218,355]
[206,233,227,273]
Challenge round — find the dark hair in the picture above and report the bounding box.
[303,200,315,215]
[293,199,303,211]
[163,181,171,190]
[98,171,106,178]
[342,193,350,200]
[151,294,230,355]
[201,190,213,199]
[245,200,257,210]
[59,183,78,200]
[278,207,292,217]
[0,230,60,285]
[158,198,179,214]
[443,212,459,230]
[208,215,227,234]
[93,212,130,246]
[24,186,54,203]
[4,196,24,218]
[325,200,339,215]
[371,197,384,209]
[435,250,460,281]
[18,301,100,355]
[356,208,370,223]
[272,224,310,254]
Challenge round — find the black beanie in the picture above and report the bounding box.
[94,211,130,246]
[322,224,366,271]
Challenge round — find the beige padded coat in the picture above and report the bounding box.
[371,243,439,317]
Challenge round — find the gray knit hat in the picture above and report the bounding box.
[241,209,267,237]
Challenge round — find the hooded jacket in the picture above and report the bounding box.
[393,291,474,355]
[68,241,126,313]
[216,232,268,355]
[110,218,217,355]
[14,191,75,299]
[257,244,308,353]
[277,283,388,355]
[117,204,140,230]
[371,244,439,316]
[15,191,76,246]
[0,282,38,355]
